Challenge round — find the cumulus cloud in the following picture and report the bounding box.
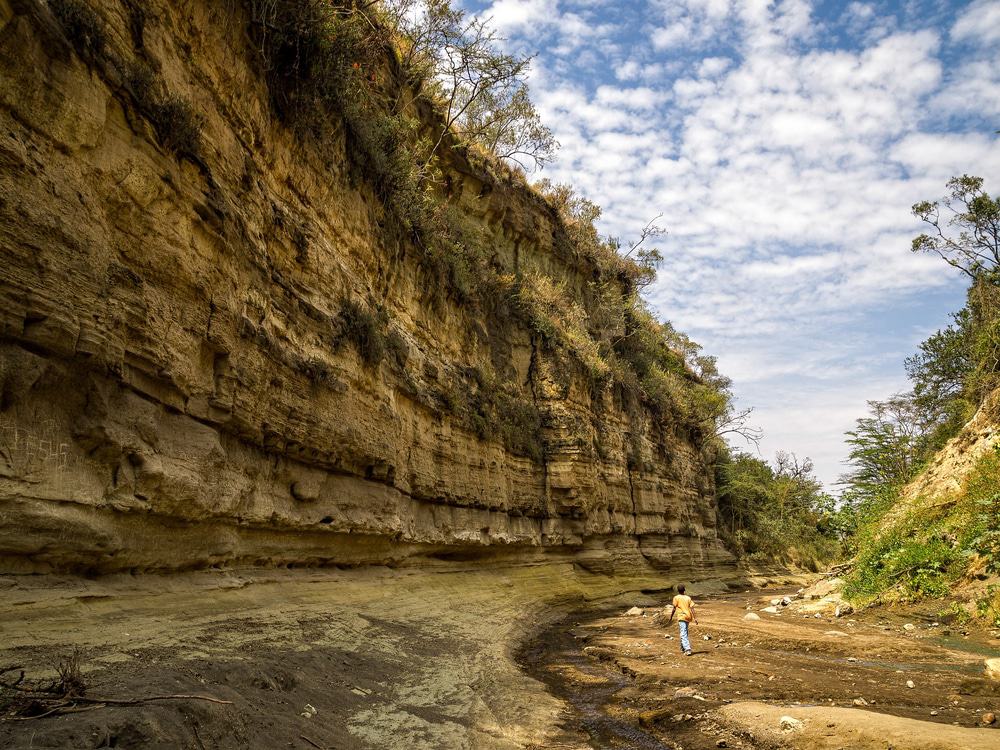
[951,0,1000,46]
[481,0,556,32]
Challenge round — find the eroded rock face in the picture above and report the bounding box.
[0,0,734,575]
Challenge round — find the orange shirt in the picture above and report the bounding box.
[672,594,694,622]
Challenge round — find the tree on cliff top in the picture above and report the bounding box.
[375,0,559,170]
[247,0,557,171]
[912,175,1000,280]
[909,176,1000,408]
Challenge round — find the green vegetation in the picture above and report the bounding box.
[49,0,203,160]
[242,0,739,452]
[447,368,545,462]
[840,176,1000,609]
[843,446,1000,605]
[715,451,842,568]
[976,585,1000,628]
[335,298,411,371]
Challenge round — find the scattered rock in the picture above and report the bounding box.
[983,712,996,725]
[743,612,761,621]
[800,577,844,600]
[835,604,854,618]
[770,598,782,606]
[814,613,823,619]
[903,623,916,631]
[625,606,644,616]
[674,687,701,699]
[847,657,858,662]
[583,646,615,661]
[300,703,317,718]
[985,658,1000,681]
[906,680,915,689]
[716,741,728,748]
[779,715,804,731]
[824,630,850,637]
[853,698,868,706]
[638,707,675,727]
[762,606,780,614]
[781,596,792,606]
[703,634,712,641]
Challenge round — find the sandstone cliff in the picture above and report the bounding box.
[0,0,733,575]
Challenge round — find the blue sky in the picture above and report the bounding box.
[457,0,1000,489]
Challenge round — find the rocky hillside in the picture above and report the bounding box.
[844,389,1000,609]
[0,0,733,576]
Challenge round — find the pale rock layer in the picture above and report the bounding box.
[0,0,733,577]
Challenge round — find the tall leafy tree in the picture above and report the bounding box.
[911,175,1000,279]
[841,396,932,505]
[716,450,839,562]
[379,0,558,169]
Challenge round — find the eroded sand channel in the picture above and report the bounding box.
[0,564,733,749]
[519,588,1000,749]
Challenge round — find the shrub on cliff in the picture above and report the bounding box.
[337,299,406,368]
[124,61,204,160]
[49,0,204,161]
[242,0,737,450]
[49,0,106,63]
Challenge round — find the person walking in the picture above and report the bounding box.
[666,583,697,656]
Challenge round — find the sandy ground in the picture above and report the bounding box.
[0,562,754,749]
[522,587,1000,749]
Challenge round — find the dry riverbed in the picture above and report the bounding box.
[0,563,741,749]
[519,586,1000,749]
[3,569,998,749]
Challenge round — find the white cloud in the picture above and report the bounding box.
[698,56,732,77]
[595,85,661,110]
[951,0,1000,46]
[482,0,556,32]
[891,133,1000,177]
[615,59,642,81]
[479,0,997,488]
[481,0,619,54]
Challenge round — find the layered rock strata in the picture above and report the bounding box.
[0,0,733,575]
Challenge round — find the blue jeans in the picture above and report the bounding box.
[679,621,691,652]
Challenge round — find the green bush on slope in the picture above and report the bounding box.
[843,446,1000,605]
